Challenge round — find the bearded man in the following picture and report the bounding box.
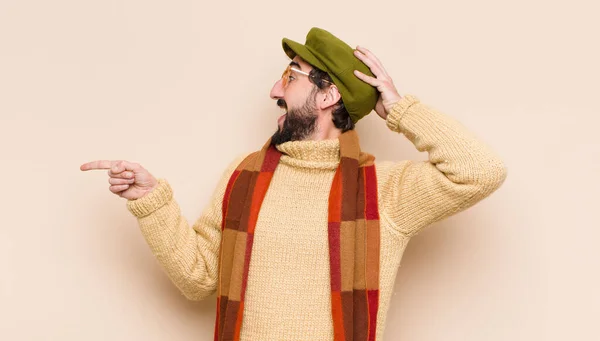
[81,27,507,341]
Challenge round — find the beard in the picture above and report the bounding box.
[270,91,319,147]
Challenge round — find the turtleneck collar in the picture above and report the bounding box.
[275,138,341,170]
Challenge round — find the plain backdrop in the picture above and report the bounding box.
[1,0,598,340]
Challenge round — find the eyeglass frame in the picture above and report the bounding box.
[280,65,334,88]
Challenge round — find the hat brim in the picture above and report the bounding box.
[282,38,329,72]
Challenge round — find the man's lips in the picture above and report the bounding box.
[277,113,287,126]
[277,103,287,126]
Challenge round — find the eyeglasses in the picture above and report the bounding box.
[280,64,333,88]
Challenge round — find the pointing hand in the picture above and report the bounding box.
[80,160,158,200]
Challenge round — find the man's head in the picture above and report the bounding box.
[269,56,351,145]
[269,28,379,146]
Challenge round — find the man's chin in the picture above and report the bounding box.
[270,128,292,146]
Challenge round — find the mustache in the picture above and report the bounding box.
[276,99,287,110]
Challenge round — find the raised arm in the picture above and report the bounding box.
[376,96,507,237]
[353,46,507,237]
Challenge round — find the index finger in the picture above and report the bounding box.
[355,46,390,77]
[80,160,115,171]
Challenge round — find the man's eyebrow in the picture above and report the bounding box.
[289,61,301,70]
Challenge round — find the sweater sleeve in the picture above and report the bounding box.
[125,155,245,300]
[376,95,507,238]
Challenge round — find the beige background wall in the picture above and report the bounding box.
[1,0,598,340]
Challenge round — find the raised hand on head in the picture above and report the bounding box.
[353,45,402,120]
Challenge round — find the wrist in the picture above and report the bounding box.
[383,95,402,116]
[385,95,419,132]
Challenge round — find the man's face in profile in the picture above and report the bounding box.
[269,56,321,146]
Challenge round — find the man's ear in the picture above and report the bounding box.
[318,85,342,110]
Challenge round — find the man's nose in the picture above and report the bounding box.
[270,79,284,99]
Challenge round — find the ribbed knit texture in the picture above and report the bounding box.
[126,95,507,340]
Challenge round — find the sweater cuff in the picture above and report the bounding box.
[385,94,420,132]
[126,178,173,218]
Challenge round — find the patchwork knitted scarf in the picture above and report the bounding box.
[214,130,380,341]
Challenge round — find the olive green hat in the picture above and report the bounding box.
[282,27,378,123]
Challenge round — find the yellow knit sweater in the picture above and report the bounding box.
[126,95,507,340]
